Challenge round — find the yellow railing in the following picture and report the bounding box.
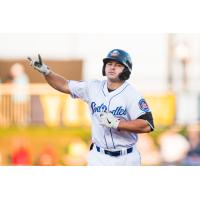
[0,84,91,127]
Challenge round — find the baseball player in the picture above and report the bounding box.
[27,49,154,166]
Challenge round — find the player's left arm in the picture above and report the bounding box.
[99,111,154,133]
[118,112,154,133]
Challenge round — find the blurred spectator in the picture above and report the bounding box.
[61,139,88,166]
[37,144,57,166]
[11,138,31,166]
[182,124,200,165]
[2,71,13,83]
[158,126,190,165]
[10,63,30,125]
[137,134,161,165]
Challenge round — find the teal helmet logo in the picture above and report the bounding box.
[110,50,120,57]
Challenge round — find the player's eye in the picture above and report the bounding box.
[116,64,123,68]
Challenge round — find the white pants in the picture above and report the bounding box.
[87,145,141,166]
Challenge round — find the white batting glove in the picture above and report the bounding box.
[99,112,120,129]
[27,54,50,76]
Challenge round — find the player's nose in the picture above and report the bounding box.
[110,63,116,69]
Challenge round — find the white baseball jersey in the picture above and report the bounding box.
[68,79,151,150]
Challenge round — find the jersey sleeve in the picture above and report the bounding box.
[67,80,89,103]
[128,90,154,130]
[137,112,154,131]
[128,91,151,120]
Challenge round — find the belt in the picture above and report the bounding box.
[90,143,133,157]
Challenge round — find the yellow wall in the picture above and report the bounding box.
[145,93,176,126]
[40,93,176,127]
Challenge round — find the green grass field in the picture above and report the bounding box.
[0,126,91,166]
[0,125,169,165]
[0,125,91,138]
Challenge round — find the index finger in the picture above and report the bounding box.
[38,54,42,65]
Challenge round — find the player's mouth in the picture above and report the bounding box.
[108,72,115,75]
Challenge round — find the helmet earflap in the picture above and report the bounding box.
[118,68,131,81]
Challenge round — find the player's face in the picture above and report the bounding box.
[105,61,124,82]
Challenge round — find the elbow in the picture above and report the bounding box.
[143,127,152,133]
[147,128,154,133]
[135,125,152,133]
[143,124,154,133]
[146,120,154,133]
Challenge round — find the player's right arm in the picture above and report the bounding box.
[27,54,71,94]
[44,71,70,94]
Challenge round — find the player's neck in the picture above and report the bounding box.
[107,80,125,90]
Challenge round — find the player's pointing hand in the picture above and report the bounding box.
[27,54,50,76]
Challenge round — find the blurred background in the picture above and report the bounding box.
[0,33,200,166]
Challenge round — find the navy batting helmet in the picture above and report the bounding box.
[102,49,132,80]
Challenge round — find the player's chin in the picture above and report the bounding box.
[107,73,117,79]
[107,76,120,82]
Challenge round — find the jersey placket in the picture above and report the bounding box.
[103,95,116,149]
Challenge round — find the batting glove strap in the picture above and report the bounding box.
[99,112,120,129]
